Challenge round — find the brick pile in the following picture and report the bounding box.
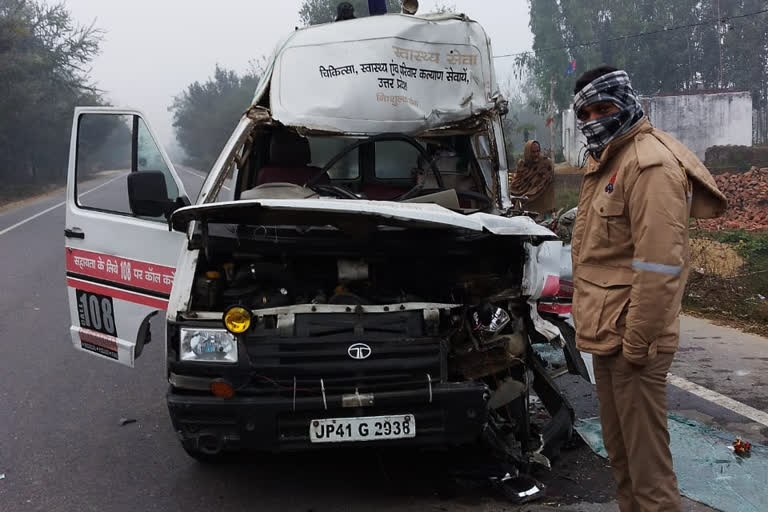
[696,167,768,231]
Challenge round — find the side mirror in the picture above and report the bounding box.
[127,171,175,218]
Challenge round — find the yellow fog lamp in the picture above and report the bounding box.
[223,306,252,334]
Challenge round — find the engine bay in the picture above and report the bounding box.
[191,226,526,312]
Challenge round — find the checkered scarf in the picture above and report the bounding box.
[574,70,644,158]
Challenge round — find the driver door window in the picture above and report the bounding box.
[77,114,178,221]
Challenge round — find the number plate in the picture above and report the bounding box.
[309,415,416,443]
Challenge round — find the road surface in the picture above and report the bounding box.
[0,170,766,511]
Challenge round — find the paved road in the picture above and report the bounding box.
[0,170,765,511]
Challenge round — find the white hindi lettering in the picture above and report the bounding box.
[106,259,119,275]
[120,261,132,281]
[97,258,105,271]
[144,269,162,284]
[133,268,144,280]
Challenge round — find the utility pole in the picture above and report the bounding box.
[717,0,723,88]
[550,77,556,161]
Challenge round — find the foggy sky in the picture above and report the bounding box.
[63,0,533,152]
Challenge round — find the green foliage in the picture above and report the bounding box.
[698,229,768,260]
[555,184,580,211]
[522,0,768,110]
[299,0,402,26]
[0,0,104,186]
[687,229,768,326]
[169,65,261,172]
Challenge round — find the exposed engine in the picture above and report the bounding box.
[190,227,532,381]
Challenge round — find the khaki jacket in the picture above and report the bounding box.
[571,119,727,364]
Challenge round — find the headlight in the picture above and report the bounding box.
[223,306,252,334]
[180,328,237,363]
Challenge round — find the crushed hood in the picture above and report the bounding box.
[253,13,500,134]
[170,198,556,239]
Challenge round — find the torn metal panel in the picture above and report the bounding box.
[527,299,563,344]
[528,353,575,462]
[170,199,558,238]
[196,117,254,205]
[523,241,563,299]
[258,14,499,135]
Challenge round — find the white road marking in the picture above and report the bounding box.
[668,374,768,428]
[0,174,126,238]
[179,168,207,180]
[79,173,128,197]
[0,202,65,237]
[179,167,231,191]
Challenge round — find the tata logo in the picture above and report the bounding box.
[347,343,372,360]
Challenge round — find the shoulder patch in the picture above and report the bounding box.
[633,132,674,171]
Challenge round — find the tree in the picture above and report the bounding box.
[169,64,261,172]
[0,0,104,187]
[522,0,768,110]
[299,0,402,26]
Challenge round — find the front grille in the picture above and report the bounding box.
[244,311,444,396]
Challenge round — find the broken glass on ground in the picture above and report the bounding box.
[577,413,768,512]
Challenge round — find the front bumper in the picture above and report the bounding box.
[167,381,489,452]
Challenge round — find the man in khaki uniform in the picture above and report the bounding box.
[570,67,727,511]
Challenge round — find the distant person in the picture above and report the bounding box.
[570,66,726,512]
[335,2,356,21]
[508,140,555,214]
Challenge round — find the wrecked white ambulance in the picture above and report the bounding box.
[64,12,586,466]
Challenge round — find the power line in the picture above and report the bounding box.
[493,7,768,60]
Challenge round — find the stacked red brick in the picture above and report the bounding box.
[695,167,768,231]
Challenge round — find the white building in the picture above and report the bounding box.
[562,90,753,166]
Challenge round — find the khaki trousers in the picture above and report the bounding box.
[593,352,682,512]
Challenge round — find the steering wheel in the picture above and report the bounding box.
[305,133,445,190]
[403,187,494,210]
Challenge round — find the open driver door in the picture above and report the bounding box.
[65,107,189,367]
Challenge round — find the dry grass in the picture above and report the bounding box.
[689,239,745,278]
[685,230,768,331]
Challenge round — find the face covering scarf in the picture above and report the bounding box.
[574,70,645,158]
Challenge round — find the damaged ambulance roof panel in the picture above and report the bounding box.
[170,199,556,239]
[254,13,500,134]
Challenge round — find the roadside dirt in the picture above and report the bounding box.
[0,184,64,213]
[681,305,768,337]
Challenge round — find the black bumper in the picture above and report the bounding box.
[167,381,489,452]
